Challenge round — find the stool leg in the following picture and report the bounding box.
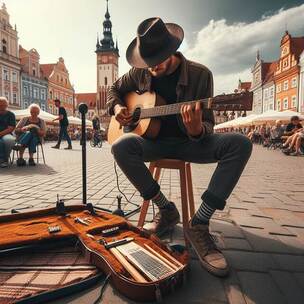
[37,144,39,164]
[179,165,189,230]
[154,167,161,182]
[186,163,195,218]
[41,144,46,164]
[137,162,156,228]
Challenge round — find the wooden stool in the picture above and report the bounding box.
[137,159,195,231]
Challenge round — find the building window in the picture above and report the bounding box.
[24,102,28,108]
[269,104,273,110]
[104,77,108,85]
[13,93,17,104]
[41,89,46,100]
[270,87,274,97]
[41,104,46,111]
[291,77,297,88]
[277,100,281,111]
[23,86,28,96]
[283,97,288,109]
[33,87,38,99]
[2,39,7,53]
[283,59,288,68]
[49,90,53,99]
[4,91,9,101]
[292,95,297,108]
[12,71,17,83]
[3,69,9,81]
[276,83,281,93]
[49,105,53,113]
[283,80,288,91]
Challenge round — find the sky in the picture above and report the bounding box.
[6,0,304,95]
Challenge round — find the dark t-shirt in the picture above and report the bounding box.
[285,122,302,132]
[59,107,69,127]
[0,111,16,133]
[151,64,186,138]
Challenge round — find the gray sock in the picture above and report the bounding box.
[192,201,215,225]
[152,191,171,209]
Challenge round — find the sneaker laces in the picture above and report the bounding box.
[194,226,218,253]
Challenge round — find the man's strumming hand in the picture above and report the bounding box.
[181,101,204,137]
[114,104,133,126]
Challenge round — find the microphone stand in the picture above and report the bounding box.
[78,103,140,217]
[78,103,111,213]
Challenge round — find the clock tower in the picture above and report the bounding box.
[96,0,119,124]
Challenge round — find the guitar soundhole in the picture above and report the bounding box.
[123,107,141,133]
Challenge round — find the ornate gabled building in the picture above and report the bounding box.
[95,0,119,129]
[250,51,275,114]
[262,61,277,112]
[0,3,21,109]
[19,45,48,111]
[299,50,304,113]
[40,57,74,116]
[274,31,304,112]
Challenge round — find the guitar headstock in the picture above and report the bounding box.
[211,91,253,111]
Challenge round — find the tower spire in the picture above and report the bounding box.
[105,0,110,19]
[96,0,118,55]
[96,33,100,48]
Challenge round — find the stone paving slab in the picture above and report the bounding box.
[0,142,304,303]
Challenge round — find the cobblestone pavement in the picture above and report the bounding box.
[0,141,304,304]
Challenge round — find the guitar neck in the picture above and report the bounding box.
[140,98,210,119]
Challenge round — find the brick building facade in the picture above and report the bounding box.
[95,0,119,129]
[19,45,48,110]
[274,31,304,112]
[0,3,21,109]
[40,57,74,116]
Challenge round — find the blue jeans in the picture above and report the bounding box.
[0,134,15,161]
[57,126,72,147]
[19,131,39,154]
[111,133,253,210]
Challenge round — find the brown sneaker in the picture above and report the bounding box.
[185,222,229,277]
[143,203,180,237]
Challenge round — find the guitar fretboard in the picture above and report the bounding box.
[139,98,209,119]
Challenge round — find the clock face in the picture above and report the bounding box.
[282,46,288,57]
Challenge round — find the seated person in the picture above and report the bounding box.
[282,127,304,156]
[270,120,284,140]
[284,115,302,136]
[0,97,16,168]
[14,104,46,166]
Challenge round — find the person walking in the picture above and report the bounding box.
[51,99,72,150]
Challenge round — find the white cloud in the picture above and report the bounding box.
[185,4,304,95]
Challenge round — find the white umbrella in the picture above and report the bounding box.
[214,120,231,130]
[12,108,57,123]
[68,116,82,125]
[237,114,260,126]
[252,110,304,124]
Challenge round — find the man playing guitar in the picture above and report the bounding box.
[107,17,252,277]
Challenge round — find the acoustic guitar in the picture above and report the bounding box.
[108,90,253,144]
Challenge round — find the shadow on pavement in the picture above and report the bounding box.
[2,164,57,175]
[46,221,304,304]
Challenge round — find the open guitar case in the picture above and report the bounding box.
[0,104,190,304]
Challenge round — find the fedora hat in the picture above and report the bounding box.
[126,17,184,68]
